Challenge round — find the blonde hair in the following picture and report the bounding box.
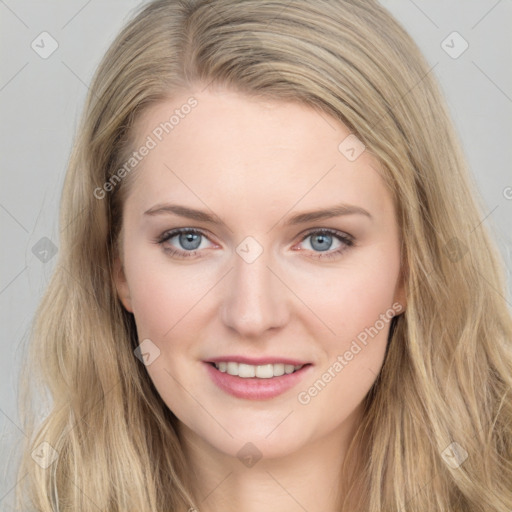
[16,0,512,510]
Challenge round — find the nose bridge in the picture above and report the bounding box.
[221,241,288,335]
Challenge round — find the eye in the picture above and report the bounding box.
[154,228,215,258]
[154,227,355,261]
[294,229,354,260]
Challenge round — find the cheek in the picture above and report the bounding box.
[337,266,399,337]
[122,234,401,440]
[126,236,402,345]
[296,243,402,343]
[295,255,400,420]
[124,244,211,339]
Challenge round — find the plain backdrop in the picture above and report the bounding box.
[1,0,511,505]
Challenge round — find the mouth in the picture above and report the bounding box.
[207,361,310,379]
[204,361,313,400]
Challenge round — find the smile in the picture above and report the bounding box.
[212,361,305,378]
[204,362,313,400]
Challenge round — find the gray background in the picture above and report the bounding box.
[1,0,511,505]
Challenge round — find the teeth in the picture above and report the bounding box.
[213,362,304,378]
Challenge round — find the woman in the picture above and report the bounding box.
[16,0,512,510]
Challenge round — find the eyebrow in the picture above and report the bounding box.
[144,202,372,226]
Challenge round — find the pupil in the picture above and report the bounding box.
[312,234,332,252]
[180,232,201,250]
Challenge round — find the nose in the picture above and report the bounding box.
[220,245,290,338]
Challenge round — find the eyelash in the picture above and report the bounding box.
[154,228,355,261]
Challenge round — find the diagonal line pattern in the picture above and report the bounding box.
[403,383,511,510]
[259,0,295,30]
[67,473,103,511]
[371,62,439,131]
[407,0,439,28]
[198,470,233,504]
[472,61,512,104]
[0,0,29,28]
[0,265,28,296]
[265,265,336,335]
[58,263,110,314]
[163,163,233,233]
[61,0,94,29]
[0,407,27,438]
[0,473,28,507]
[471,0,503,30]
[0,62,29,92]
[64,379,122,439]
[265,410,294,438]
[265,470,310,511]
[61,61,97,99]
[469,204,499,235]
[473,264,512,308]
[59,204,90,235]
[163,267,234,338]
[1,203,29,233]
[163,368,234,438]
[266,165,337,233]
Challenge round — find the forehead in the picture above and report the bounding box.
[124,88,393,221]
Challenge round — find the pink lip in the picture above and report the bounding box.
[204,362,313,400]
[206,355,310,366]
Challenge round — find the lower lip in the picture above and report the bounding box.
[204,362,313,400]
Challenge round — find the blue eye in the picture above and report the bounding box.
[155,229,212,258]
[297,229,354,260]
[154,228,354,260]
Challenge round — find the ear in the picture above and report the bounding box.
[393,264,407,315]
[113,255,133,313]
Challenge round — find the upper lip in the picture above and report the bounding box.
[205,356,311,366]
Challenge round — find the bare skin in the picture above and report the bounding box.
[114,86,406,512]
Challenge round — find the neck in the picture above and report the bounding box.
[176,404,365,512]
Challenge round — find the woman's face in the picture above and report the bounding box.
[114,87,406,460]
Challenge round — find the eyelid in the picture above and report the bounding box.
[297,227,354,243]
[155,226,355,259]
[155,226,354,243]
[155,227,218,249]
[292,228,355,260]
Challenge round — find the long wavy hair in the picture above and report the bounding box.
[16,0,512,510]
